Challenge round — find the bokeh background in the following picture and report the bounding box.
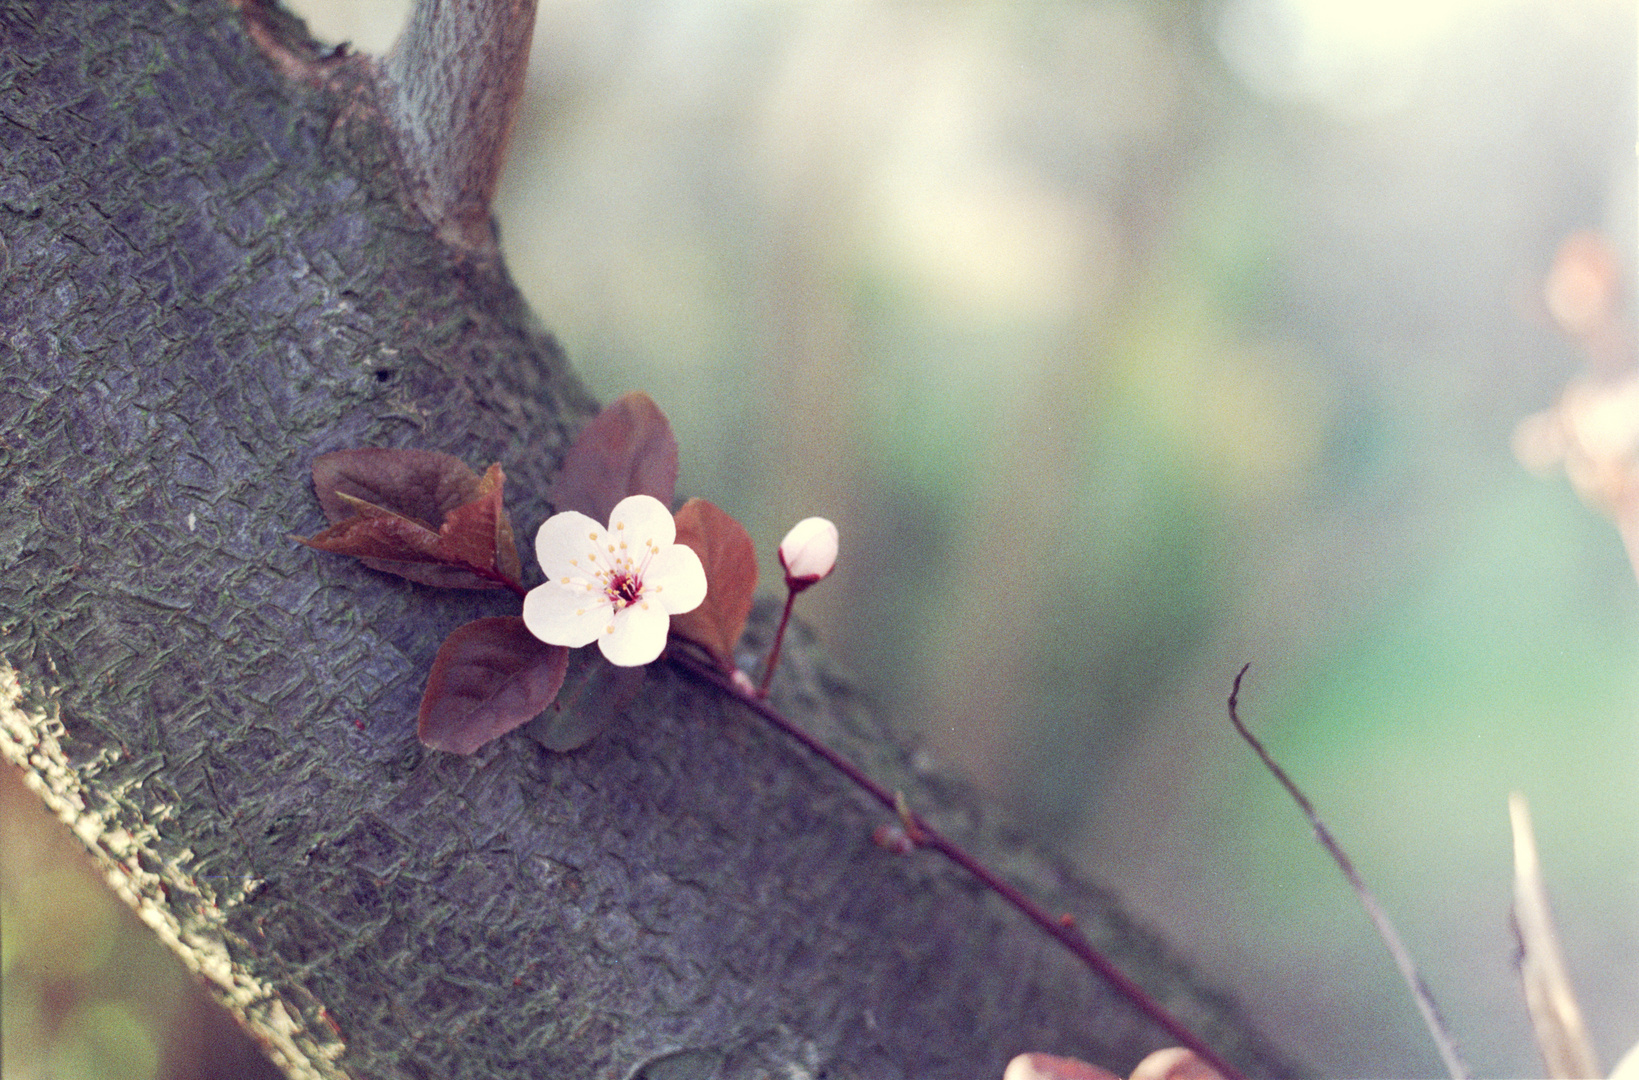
[4,1,1637,1077]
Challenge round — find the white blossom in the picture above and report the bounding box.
[523,494,706,666]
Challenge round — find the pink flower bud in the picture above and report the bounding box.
[777,516,838,591]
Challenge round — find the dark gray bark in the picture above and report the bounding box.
[0,3,1296,1078]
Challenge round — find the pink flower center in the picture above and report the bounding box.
[607,572,643,608]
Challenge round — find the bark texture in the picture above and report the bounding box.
[0,3,1297,1078]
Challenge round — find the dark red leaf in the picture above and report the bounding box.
[549,392,678,524]
[435,463,522,583]
[418,617,570,754]
[297,512,443,564]
[312,447,487,528]
[296,512,511,590]
[487,465,524,583]
[670,498,758,671]
[304,451,522,590]
[365,560,512,590]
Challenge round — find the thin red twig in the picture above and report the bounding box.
[673,650,1252,1080]
[756,588,798,698]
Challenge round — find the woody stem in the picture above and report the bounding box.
[671,650,1253,1080]
[756,586,798,698]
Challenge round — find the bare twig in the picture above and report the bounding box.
[673,650,1252,1080]
[1509,791,1600,1078]
[1226,664,1470,1080]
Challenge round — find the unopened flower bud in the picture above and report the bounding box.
[778,516,838,591]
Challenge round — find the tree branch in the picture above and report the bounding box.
[381,0,536,257]
[0,3,1295,1077]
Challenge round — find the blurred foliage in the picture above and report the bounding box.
[490,3,1639,1075]
[0,765,282,1079]
[8,0,1637,1077]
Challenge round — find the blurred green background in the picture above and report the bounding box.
[5,1,1637,1077]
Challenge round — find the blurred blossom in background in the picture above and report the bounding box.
[6,1,1637,1076]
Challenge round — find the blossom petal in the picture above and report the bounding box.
[778,516,838,584]
[598,604,671,666]
[642,542,707,614]
[606,493,675,550]
[535,508,605,577]
[522,581,607,647]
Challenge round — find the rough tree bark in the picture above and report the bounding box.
[0,3,1297,1078]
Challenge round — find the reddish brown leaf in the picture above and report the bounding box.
[312,447,487,528]
[305,451,522,590]
[669,497,758,671]
[487,465,523,583]
[297,512,443,564]
[297,512,510,590]
[548,391,679,525]
[331,491,402,519]
[418,617,570,754]
[436,463,522,583]
[435,499,497,573]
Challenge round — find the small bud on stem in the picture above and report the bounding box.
[777,516,838,591]
[758,517,839,696]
